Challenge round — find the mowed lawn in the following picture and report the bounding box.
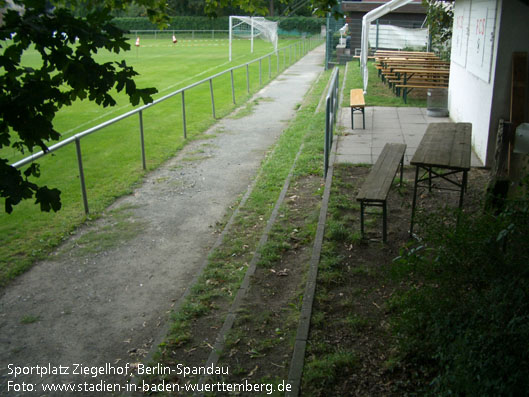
[0,36,308,284]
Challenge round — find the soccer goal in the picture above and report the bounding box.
[229,16,278,61]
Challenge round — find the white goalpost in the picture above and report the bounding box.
[229,16,278,61]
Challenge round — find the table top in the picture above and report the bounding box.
[411,122,472,170]
[392,68,450,74]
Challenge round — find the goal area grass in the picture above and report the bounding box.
[0,36,307,285]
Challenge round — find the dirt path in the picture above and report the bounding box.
[0,46,325,395]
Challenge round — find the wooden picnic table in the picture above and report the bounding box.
[375,51,437,58]
[409,122,472,236]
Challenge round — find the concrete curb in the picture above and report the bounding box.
[196,143,306,394]
[285,137,337,396]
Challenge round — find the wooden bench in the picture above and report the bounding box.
[356,143,406,242]
[350,89,365,129]
[395,83,448,103]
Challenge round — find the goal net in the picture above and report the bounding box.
[229,16,278,61]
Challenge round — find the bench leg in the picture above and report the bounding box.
[382,201,387,243]
[400,154,404,187]
[360,201,365,239]
[410,166,420,237]
[351,107,354,129]
[362,107,365,129]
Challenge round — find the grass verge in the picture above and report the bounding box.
[141,65,337,391]
[344,60,427,107]
[0,39,322,288]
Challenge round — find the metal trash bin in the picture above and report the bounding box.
[427,88,449,117]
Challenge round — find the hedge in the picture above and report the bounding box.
[111,16,325,34]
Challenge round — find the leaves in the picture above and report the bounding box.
[1,0,164,213]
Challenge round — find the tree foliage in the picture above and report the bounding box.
[422,0,453,46]
[0,0,167,213]
[0,0,338,214]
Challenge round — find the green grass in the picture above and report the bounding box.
[344,60,427,107]
[154,65,332,371]
[0,36,319,287]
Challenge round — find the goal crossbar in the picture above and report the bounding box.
[229,16,278,61]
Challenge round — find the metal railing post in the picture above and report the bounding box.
[324,96,330,178]
[246,64,250,93]
[181,91,187,139]
[139,110,146,170]
[75,137,89,214]
[230,69,235,104]
[259,58,262,86]
[209,79,216,119]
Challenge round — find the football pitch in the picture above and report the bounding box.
[0,36,314,283]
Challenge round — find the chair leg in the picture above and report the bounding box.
[351,107,354,129]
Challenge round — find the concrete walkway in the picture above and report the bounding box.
[336,106,484,167]
[0,46,325,393]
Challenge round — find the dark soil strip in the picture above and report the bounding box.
[197,144,305,389]
[286,138,337,396]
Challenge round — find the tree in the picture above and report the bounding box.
[0,0,168,213]
[422,0,453,57]
[203,0,339,18]
[1,0,338,214]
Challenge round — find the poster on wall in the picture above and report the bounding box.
[466,0,497,82]
[451,2,470,67]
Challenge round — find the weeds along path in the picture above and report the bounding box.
[0,46,325,393]
[137,53,332,395]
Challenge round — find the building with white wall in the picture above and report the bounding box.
[448,0,529,167]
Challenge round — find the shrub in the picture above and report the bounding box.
[390,189,529,395]
[111,16,325,34]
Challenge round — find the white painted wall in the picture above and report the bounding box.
[449,0,529,166]
[448,0,502,165]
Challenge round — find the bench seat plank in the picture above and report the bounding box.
[356,143,406,242]
[350,89,365,107]
[350,89,365,129]
[357,143,406,202]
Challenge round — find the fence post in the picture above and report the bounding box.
[324,96,331,178]
[181,91,187,139]
[209,79,216,119]
[139,110,146,170]
[230,69,236,104]
[75,137,89,214]
[246,64,250,93]
[259,58,262,86]
[376,19,379,51]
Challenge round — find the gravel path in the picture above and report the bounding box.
[0,46,325,394]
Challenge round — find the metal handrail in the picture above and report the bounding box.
[11,36,323,214]
[324,67,339,178]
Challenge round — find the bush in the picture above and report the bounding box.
[111,16,324,34]
[390,191,529,395]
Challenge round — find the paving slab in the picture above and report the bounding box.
[337,104,484,167]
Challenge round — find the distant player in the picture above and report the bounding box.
[172,34,178,44]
